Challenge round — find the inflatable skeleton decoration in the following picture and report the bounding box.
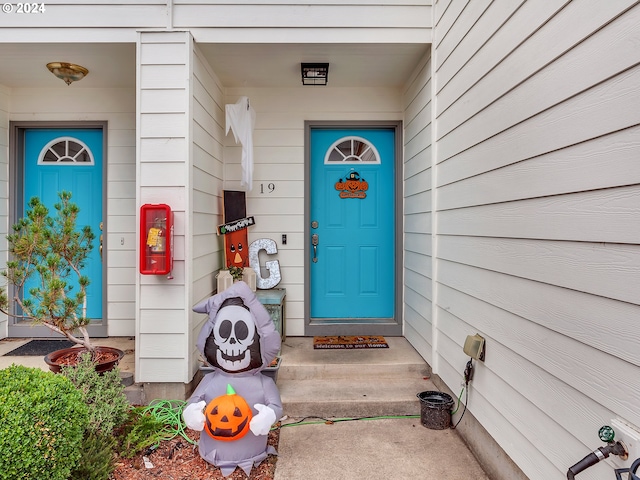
[183,281,282,476]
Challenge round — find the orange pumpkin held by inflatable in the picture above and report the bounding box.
[204,384,253,441]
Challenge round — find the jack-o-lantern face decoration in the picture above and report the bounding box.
[204,384,253,441]
[334,171,368,199]
[346,179,361,191]
[225,230,248,268]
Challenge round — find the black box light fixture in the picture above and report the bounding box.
[301,63,329,86]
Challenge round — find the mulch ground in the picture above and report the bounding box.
[111,428,279,480]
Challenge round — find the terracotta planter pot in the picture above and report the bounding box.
[44,346,125,373]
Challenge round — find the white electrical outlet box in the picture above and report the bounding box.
[463,334,485,361]
[610,418,640,468]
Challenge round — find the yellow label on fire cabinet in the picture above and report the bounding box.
[146,227,160,247]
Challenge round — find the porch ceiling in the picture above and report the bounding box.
[198,43,429,88]
[0,42,427,90]
[0,43,137,89]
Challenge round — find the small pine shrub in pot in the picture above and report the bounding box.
[0,191,124,371]
[0,365,89,480]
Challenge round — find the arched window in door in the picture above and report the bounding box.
[38,137,95,165]
[324,136,381,164]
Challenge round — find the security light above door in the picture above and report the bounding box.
[301,63,329,86]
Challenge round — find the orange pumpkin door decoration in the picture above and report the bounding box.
[204,384,253,441]
[334,170,368,199]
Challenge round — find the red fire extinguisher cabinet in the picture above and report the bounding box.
[140,204,173,275]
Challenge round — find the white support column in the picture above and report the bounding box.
[0,86,9,339]
[136,30,193,385]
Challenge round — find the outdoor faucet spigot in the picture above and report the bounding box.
[566,426,629,479]
[600,425,629,461]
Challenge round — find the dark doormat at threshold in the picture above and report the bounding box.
[4,339,76,356]
[313,335,389,349]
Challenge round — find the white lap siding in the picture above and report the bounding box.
[403,51,434,362]
[415,2,640,480]
[188,44,225,379]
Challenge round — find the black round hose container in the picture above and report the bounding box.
[630,457,640,480]
[417,391,455,430]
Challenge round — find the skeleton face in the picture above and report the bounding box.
[212,305,257,372]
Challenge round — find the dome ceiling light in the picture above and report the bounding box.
[46,62,89,86]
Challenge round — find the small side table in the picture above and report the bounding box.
[256,288,286,342]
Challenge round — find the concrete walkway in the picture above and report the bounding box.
[274,337,491,479]
[275,416,490,479]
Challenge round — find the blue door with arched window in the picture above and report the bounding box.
[17,127,104,332]
[307,125,401,336]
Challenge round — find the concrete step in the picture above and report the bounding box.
[124,383,145,405]
[120,371,134,387]
[279,375,434,418]
[278,358,427,381]
[277,337,435,418]
[278,337,429,378]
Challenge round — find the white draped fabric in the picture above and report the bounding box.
[225,96,256,190]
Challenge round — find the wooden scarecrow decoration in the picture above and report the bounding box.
[218,190,255,269]
[183,281,282,477]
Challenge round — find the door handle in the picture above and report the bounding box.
[311,234,319,263]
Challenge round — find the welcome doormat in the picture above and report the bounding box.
[313,335,389,349]
[3,339,75,356]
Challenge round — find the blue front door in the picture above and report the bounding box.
[308,126,400,335]
[22,128,104,324]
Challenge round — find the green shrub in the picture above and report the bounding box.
[116,400,197,459]
[68,430,117,480]
[0,365,88,480]
[61,352,130,435]
[117,406,169,458]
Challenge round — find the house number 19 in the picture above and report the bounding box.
[260,183,275,194]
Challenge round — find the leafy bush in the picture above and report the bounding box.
[0,365,88,480]
[61,353,130,480]
[68,430,117,480]
[61,351,130,435]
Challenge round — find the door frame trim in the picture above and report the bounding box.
[304,120,403,337]
[8,120,108,338]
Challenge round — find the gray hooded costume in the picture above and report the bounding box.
[186,281,283,477]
